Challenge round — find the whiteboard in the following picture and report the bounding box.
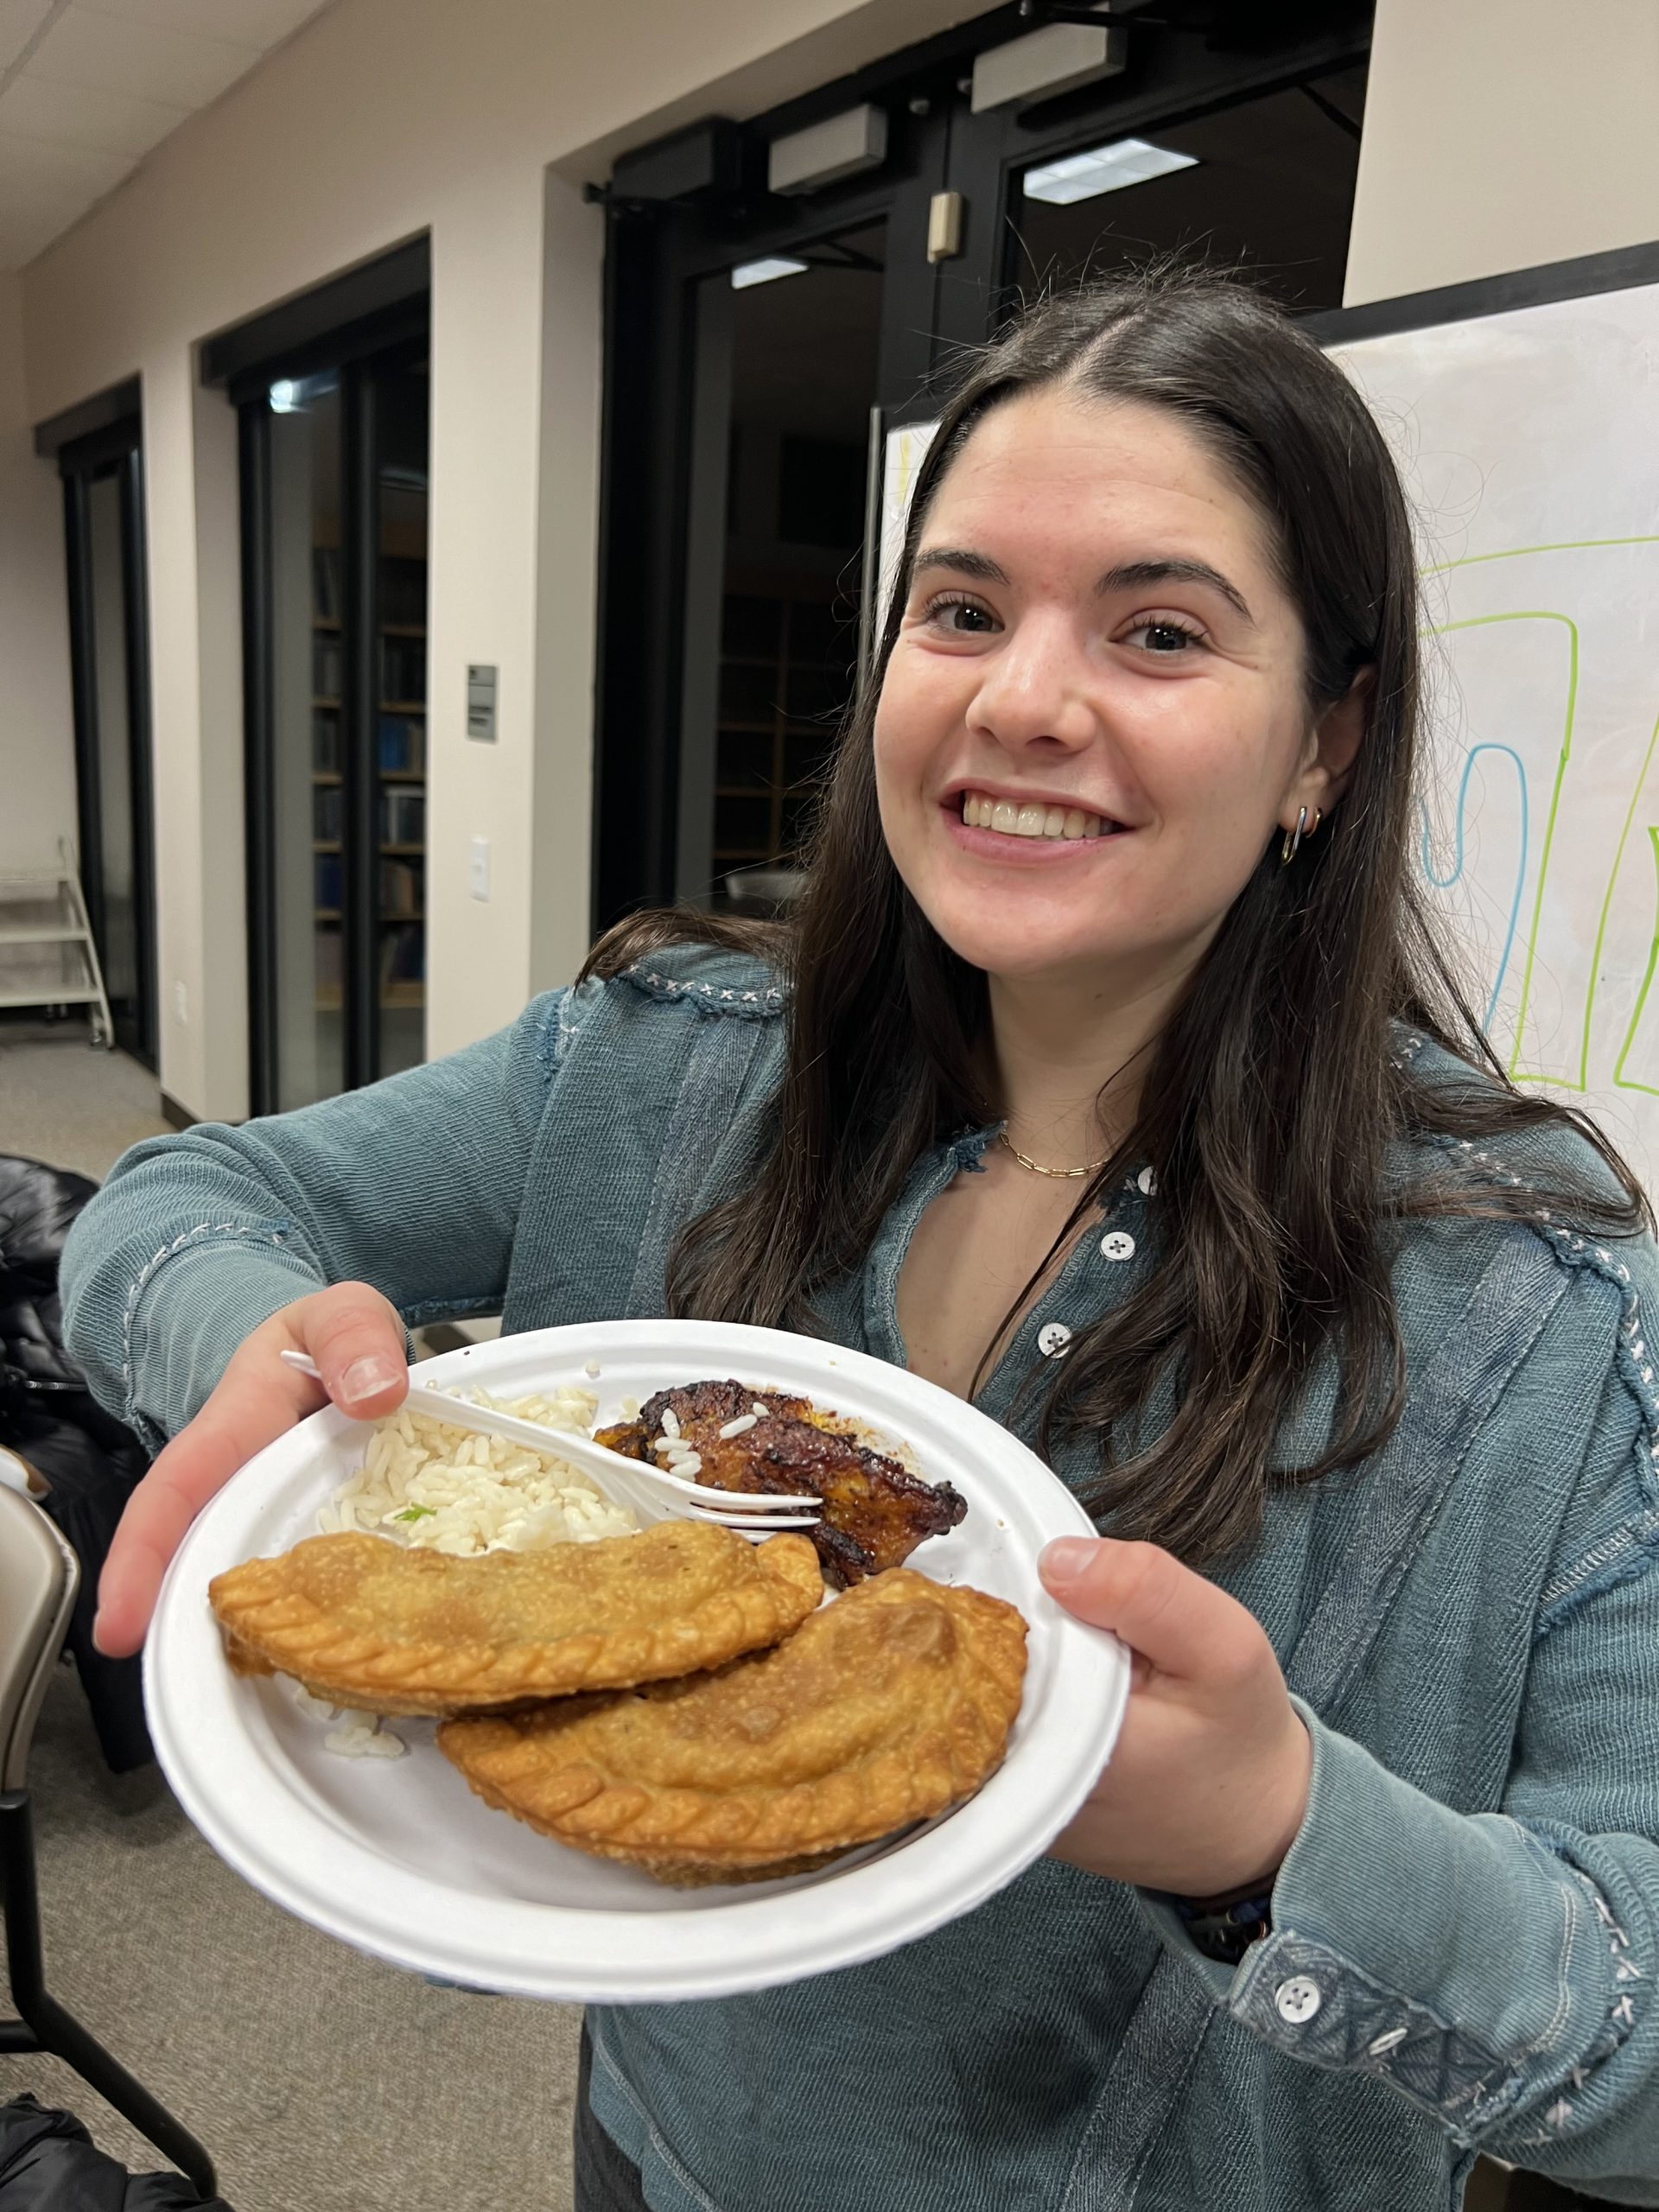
[1332,281,1659,1195]
[878,281,1659,1193]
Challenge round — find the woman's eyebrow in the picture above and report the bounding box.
[912,546,1009,585]
[1097,557,1254,624]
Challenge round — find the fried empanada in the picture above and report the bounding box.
[436,1570,1028,1884]
[207,1522,823,1717]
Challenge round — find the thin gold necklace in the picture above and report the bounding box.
[997,1131,1109,1180]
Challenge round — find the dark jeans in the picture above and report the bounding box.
[575,2024,651,2212]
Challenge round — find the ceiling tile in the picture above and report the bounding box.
[70,0,332,48]
[29,5,259,105]
[0,69,186,156]
[0,0,55,73]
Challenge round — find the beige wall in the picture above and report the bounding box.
[16,0,977,1118]
[0,268,74,879]
[1348,0,1659,304]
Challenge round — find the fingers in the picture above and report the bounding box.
[93,1355,321,1656]
[92,1281,407,1657]
[298,1282,408,1417]
[1038,1536,1262,1683]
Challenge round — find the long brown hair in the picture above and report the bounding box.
[585,264,1647,1567]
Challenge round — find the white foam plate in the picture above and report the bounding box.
[145,1319,1130,2003]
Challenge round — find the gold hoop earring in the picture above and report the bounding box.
[1280,806,1308,865]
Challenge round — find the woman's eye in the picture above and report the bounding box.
[1122,618,1204,655]
[921,594,998,635]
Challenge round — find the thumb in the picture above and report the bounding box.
[1039,1536,1241,1681]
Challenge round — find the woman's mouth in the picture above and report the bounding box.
[952,791,1125,842]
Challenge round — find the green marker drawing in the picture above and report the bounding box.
[1614,826,1659,1100]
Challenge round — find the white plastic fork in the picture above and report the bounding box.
[276,1349,821,1532]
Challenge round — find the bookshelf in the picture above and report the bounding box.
[310,543,427,1021]
[712,577,853,893]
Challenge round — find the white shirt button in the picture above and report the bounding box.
[1274,1976,1323,2025]
[1136,1166,1157,1195]
[1036,1321,1072,1358]
[1100,1230,1136,1262]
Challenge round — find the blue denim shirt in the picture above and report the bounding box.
[60,946,1659,2211]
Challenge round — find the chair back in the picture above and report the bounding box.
[0,1483,78,1792]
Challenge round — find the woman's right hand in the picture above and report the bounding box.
[92,1281,410,1658]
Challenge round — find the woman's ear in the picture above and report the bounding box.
[1295,666,1371,821]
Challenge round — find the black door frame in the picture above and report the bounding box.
[591,3,1371,929]
[57,416,159,1069]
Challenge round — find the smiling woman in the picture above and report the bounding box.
[593,262,1641,1550]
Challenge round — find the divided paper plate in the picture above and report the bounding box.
[145,1319,1130,2003]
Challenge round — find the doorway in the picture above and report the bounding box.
[680,220,886,911]
[58,413,157,1069]
[207,245,429,1116]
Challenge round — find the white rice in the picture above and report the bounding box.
[319,1382,639,1557]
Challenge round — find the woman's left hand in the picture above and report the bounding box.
[1039,1535,1312,1897]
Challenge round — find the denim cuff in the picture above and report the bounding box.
[1219,1700,1625,2137]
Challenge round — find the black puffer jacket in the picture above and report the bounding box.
[0,2099,231,2210]
[0,1154,151,1770]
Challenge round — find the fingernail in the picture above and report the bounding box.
[92,1611,111,1656]
[1039,1536,1096,1583]
[340,1354,402,1402]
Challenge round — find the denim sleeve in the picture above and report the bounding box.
[59,989,569,1452]
[1147,1331,1659,2195]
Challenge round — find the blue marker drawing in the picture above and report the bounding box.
[1416,742,1529,1033]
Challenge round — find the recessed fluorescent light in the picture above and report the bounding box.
[1023,137,1198,207]
[731,256,810,290]
[269,378,302,413]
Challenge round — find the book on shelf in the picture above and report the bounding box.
[378,786,425,845]
[313,546,340,622]
[378,856,422,913]
[378,715,425,772]
[312,711,340,772]
[313,785,342,842]
[379,920,425,987]
[315,854,343,910]
[314,928,342,992]
[380,635,426,702]
[313,636,342,697]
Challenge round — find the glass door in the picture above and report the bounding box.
[240,337,429,1114]
[60,420,157,1068]
[679,222,887,912]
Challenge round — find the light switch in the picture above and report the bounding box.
[469,836,490,901]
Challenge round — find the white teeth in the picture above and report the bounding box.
[962,791,1113,842]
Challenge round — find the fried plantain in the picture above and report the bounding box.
[597,1380,967,1586]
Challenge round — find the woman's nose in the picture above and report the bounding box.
[964,616,1097,752]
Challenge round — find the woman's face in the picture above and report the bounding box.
[874,389,1358,989]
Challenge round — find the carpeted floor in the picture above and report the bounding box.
[1,1663,582,2210]
[0,1022,172,1181]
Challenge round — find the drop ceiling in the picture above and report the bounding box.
[0,0,338,272]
